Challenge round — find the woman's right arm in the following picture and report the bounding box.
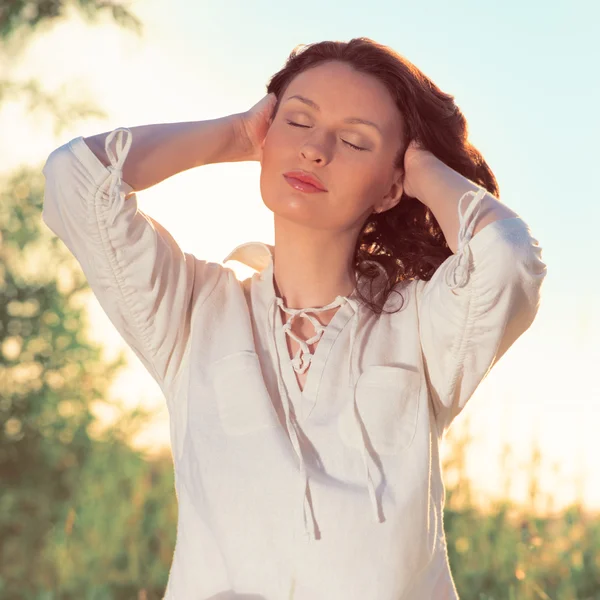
[41,117,249,402]
[83,114,249,192]
[41,96,275,463]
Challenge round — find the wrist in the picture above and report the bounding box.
[404,150,444,201]
[225,113,255,163]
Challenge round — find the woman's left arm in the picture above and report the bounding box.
[403,141,517,252]
[403,142,547,433]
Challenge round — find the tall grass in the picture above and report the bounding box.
[443,426,600,600]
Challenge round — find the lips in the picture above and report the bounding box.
[284,175,326,194]
[283,170,327,191]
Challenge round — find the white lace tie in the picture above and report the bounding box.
[104,127,133,228]
[444,187,487,290]
[276,295,347,375]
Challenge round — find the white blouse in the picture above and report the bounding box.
[42,127,547,599]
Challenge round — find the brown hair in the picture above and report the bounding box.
[266,37,500,314]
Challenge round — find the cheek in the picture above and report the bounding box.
[259,135,283,190]
[260,127,288,172]
[338,165,382,209]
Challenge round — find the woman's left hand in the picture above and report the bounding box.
[402,139,440,200]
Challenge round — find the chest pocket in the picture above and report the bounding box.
[338,364,421,455]
[211,351,279,436]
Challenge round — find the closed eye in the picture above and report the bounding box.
[285,120,368,152]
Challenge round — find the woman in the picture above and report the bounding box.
[42,38,546,599]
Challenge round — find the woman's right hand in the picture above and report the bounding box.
[234,93,278,162]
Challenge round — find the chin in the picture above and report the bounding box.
[263,197,316,223]
[260,176,315,219]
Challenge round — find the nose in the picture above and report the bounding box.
[300,145,325,163]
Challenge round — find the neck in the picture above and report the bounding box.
[272,215,357,309]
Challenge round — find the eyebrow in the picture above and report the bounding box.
[284,94,383,134]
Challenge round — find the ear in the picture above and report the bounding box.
[374,168,405,214]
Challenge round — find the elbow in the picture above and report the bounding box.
[41,147,64,233]
[471,218,547,328]
[502,223,547,307]
[496,232,547,337]
[40,143,81,239]
[481,217,547,292]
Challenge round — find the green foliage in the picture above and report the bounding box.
[0,165,173,600]
[0,0,142,136]
[0,156,171,600]
[0,0,142,42]
[443,428,600,600]
[0,2,153,598]
[39,437,176,600]
[0,80,107,136]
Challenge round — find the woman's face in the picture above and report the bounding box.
[259,60,406,232]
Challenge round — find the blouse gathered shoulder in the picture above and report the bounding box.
[42,127,547,600]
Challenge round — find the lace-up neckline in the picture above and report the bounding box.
[276,295,347,390]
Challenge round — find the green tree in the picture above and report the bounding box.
[0,0,142,135]
[0,2,175,598]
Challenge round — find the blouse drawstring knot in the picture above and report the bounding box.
[444,187,487,290]
[104,127,133,228]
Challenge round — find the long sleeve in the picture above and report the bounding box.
[415,189,547,434]
[41,127,226,399]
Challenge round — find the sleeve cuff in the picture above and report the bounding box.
[68,135,135,194]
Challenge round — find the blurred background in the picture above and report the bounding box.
[1,0,598,598]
